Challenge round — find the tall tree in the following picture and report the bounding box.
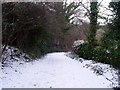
[88,0,98,47]
[102,1,120,87]
[109,1,120,87]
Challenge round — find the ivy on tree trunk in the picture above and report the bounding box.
[88,1,98,47]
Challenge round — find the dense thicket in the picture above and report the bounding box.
[2,2,71,60]
[2,1,80,61]
[2,3,47,58]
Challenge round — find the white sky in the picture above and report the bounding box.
[67,0,112,25]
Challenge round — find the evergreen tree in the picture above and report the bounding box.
[102,1,120,68]
[102,1,120,87]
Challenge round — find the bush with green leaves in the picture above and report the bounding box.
[73,40,120,69]
[101,39,120,69]
[92,46,106,63]
[74,41,94,60]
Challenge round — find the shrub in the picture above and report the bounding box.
[73,40,93,60]
[73,40,120,69]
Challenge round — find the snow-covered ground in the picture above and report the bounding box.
[1,52,119,88]
[0,63,2,89]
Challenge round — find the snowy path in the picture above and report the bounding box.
[1,52,118,88]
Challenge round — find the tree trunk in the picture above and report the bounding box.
[88,0,98,47]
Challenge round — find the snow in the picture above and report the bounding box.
[0,63,2,90]
[73,40,85,48]
[1,51,119,88]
